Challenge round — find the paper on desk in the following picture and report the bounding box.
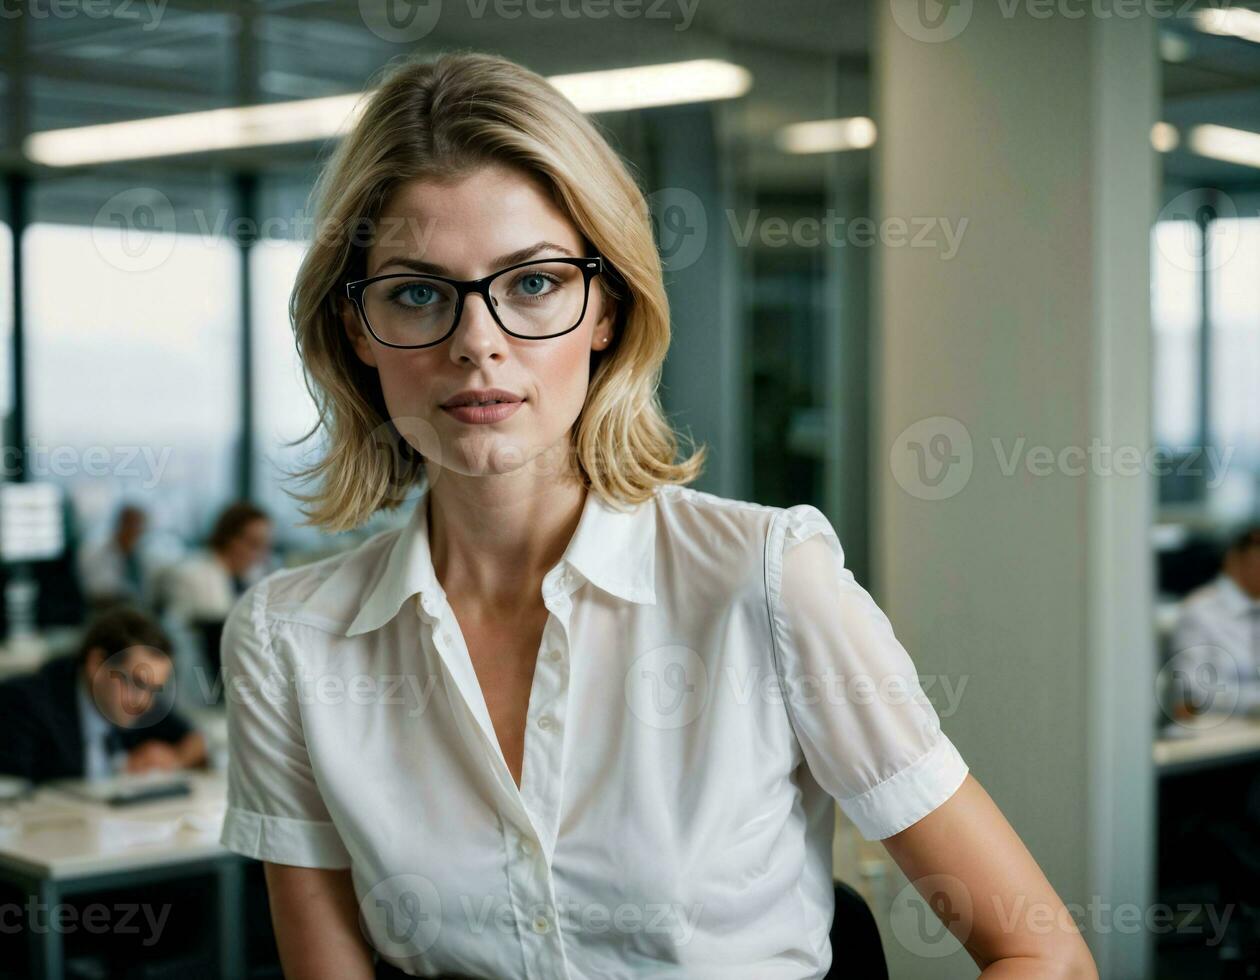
[179,805,226,839]
[94,815,182,851]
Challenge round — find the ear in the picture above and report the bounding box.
[340,297,379,368]
[83,647,105,679]
[589,289,618,353]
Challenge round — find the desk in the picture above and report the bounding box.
[0,770,244,980]
[1154,715,1260,776]
[0,628,83,681]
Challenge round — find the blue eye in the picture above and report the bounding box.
[519,274,548,296]
[393,282,440,307]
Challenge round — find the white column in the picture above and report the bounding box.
[873,3,1157,977]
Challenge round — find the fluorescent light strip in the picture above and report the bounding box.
[1195,7,1260,44]
[26,93,369,167]
[549,59,750,114]
[1187,123,1260,169]
[776,117,877,155]
[24,59,751,167]
[1151,121,1179,153]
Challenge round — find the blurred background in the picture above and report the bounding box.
[0,1,1258,978]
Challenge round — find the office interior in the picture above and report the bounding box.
[0,1,1258,978]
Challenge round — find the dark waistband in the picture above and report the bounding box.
[374,958,485,980]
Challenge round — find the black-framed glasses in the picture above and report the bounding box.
[345,256,604,350]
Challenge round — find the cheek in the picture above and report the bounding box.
[375,353,443,412]
[533,341,593,411]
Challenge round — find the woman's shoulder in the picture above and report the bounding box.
[233,523,408,634]
[654,484,834,540]
[651,485,840,573]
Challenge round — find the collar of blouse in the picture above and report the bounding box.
[343,484,658,637]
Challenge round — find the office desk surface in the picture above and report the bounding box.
[1154,715,1260,775]
[0,769,228,881]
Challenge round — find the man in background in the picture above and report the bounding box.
[76,504,152,613]
[1170,522,1260,718]
[0,605,207,784]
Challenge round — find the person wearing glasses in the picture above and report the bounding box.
[218,52,1096,980]
[0,606,207,785]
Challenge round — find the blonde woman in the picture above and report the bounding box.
[218,51,1096,980]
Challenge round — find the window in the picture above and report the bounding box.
[1151,220,1201,451]
[251,237,325,551]
[1208,216,1260,515]
[24,219,240,544]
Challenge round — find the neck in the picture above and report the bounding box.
[426,451,585,610]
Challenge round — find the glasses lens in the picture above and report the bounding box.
[489,261,588,338]
[362,276,459,346]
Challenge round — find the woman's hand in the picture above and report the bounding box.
[881,774,1099,979]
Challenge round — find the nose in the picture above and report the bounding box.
[447,290,507,366]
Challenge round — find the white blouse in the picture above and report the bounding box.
[218,483,968,979]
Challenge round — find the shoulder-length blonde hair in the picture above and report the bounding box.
[287,50,705,533]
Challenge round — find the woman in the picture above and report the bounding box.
[164,501,272,707]
[218,52,1096,979]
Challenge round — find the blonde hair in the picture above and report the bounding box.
[286,50,705,532]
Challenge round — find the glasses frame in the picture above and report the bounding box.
[345,255,605,350]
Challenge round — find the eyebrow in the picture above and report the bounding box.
[372,241,578,278]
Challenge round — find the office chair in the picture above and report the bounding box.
[826,880,890,980]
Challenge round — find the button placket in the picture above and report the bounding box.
[517,583,574,866]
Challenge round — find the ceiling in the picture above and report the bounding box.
[1,0,1259,217]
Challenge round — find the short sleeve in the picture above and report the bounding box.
[767,504,969,840]
[218,577,352,868]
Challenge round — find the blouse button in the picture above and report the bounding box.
[440,630,452,645]
[532,914,551,935]
[519,837,536,857]
[536,714,556,732]
[543,648,562,664]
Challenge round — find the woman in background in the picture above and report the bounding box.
[164,501,272,709]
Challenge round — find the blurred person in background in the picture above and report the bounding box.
[0,605,207,784]
[164,501,273,710]
[75,502,153,613]
[1169,522,1260,718]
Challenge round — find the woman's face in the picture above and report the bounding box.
[342,163,616,481]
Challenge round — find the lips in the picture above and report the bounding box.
[440,388,525,408]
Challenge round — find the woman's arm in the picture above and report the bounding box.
[263,862,376,980]
[881,774,1098,979]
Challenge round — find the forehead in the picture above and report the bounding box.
[118,647,171,672]
[372,164,582,267]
